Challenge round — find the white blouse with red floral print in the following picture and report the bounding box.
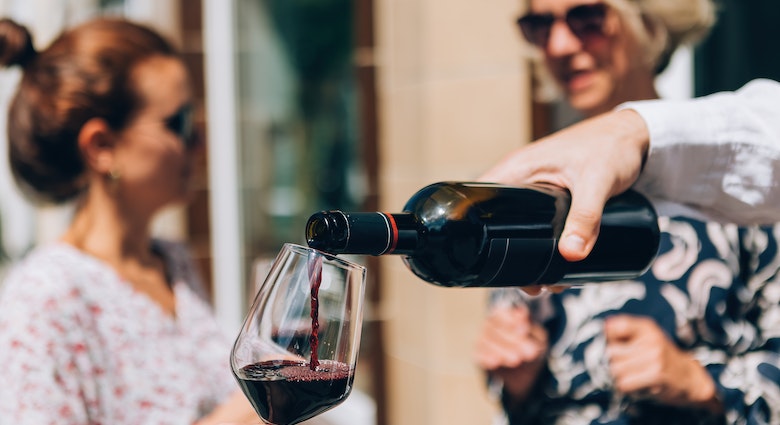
[0,241,238,425]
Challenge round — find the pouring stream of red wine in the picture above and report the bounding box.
[307,253,323,370]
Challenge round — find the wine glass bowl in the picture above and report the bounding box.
[231,243,366,425]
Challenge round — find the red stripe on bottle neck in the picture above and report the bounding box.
[384,213,399,254]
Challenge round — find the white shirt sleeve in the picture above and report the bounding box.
[618,79,780,225]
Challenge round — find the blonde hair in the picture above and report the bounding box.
[608,0,717,73]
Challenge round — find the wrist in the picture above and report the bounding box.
[496,364,549,418]
[686,359,723,414]
[492,359,547,403]
[613,108,650,170]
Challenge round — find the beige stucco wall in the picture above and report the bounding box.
[374,1,532,424]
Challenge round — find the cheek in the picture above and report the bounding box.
[589,38,619,69]
[582,40,629,92]
[156,150,190,181]
[134,146,188,183]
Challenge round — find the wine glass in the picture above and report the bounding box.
[231,243,366,425]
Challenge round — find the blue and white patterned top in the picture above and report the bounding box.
[493,216,780,425]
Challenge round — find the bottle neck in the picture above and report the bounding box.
[306,211,418,256]
[386,213,418,255]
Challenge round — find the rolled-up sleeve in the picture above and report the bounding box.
[619,79,780,225]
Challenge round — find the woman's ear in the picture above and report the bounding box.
[77,118,117,175]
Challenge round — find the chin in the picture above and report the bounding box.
[568,92,610,117]
[566,78,615,115]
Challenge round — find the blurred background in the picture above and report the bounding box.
[0,0,778,424]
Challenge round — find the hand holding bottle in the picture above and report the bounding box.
[604,315,721,413]
[474,305,549,401]
[480,109,650,262]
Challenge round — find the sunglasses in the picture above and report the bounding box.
[516,3,608,48]
[164,103,196,148]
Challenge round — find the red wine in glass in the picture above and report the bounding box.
[232,244,365,425]
[235,359,354,425]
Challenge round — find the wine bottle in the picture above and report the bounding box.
[306,181,660,288]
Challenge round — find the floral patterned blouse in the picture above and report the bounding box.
[493,216,780,425]
[0,241,238,425]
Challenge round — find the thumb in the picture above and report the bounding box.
[558,184,609,262]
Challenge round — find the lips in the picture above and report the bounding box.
[565,69,595,93]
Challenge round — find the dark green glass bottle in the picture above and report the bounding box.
[306,181,660,288]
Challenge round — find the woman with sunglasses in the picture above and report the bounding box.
[517,0,714,117]
[0,18,258,424]
[475,1,780,424]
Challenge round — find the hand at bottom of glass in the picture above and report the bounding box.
[231,244,366,425]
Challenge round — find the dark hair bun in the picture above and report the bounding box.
[0,18,36,68]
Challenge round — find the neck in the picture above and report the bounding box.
[582,75,659,119]
[62,187,156,264]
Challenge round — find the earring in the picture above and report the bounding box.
[108,169,121,181]
[106,169,121,191]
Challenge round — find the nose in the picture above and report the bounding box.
[545,20,582,57]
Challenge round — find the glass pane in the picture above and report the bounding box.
[235,0,365,261]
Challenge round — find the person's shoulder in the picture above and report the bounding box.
[0,244,110,352]
[1,244,92,300]
[741,78,780,91]
[734,78,780,103]
[0,244,101,332]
